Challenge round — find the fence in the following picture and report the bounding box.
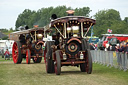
[91,50,128,71]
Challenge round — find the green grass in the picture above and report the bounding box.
[0,60,128,85]
[0,56,13,62]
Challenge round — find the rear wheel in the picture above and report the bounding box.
[80,49,92,74]
[26,49,31,64]
[12,41,22,64]
[86,49,92,74]
[45,41,55,73]
[54,50,61,75]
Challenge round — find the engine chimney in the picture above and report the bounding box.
[66,10,75,16]
[51,14,57,20]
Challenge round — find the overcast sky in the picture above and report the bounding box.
[0,0,128,29]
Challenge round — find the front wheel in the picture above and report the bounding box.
[45,41,55,73]
[12,41,22,64]
[54,50,61,75]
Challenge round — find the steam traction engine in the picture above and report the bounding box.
[45,10,96,75]
[9,27,50,64]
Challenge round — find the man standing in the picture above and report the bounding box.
[4,49,10,60]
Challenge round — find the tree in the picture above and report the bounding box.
[74,7,91,17]
[93,9,122,37]
[15,9,36,30]
[124,17,128,23]
[15,6,92,30]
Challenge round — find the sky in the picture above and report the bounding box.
[0,0,128,29]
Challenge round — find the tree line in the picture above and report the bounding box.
[15,5,128,37]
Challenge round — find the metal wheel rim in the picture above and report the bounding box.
[12,42,18,63]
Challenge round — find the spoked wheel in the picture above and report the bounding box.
[54,50,61,75]
[12,41,22,64]
[26,49,31,64]
[86,49,92,74]
[45,41,55,73]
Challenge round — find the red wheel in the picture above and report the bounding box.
[54,50,61,75]
[12,41,22,64]
[26,49,31,64]
[85,49,92,74]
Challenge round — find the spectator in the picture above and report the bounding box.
[90,43,95,50]
[117,42,125,52]
[125,42,128,53]
[108,45,117,51]
[4,49,10,60]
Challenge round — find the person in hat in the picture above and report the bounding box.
[4,49,10,60]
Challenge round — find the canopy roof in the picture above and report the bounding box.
[102,34,128,37]
[50,16,96,27]
[10,27,51,35]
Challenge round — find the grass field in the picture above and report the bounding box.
[0,57,128,85]
[0,56,12,62]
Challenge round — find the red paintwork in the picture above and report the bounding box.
[26,49,31,64]
[103,35,128,48]
[103,41,108,48]
[12,42,18,63]
[107,36,128,42]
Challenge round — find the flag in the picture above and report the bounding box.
[107,29,112,33]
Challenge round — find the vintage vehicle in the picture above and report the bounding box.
[44,10,96,75]
[98,34,128,50]
[9,26,51,64]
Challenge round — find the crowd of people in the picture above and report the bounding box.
[89,41,128,54]
[115,42,128,53]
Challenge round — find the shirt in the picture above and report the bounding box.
[4,51,10,55]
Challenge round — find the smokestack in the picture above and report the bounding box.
[51,14,57,20]
[66,10,75,16]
